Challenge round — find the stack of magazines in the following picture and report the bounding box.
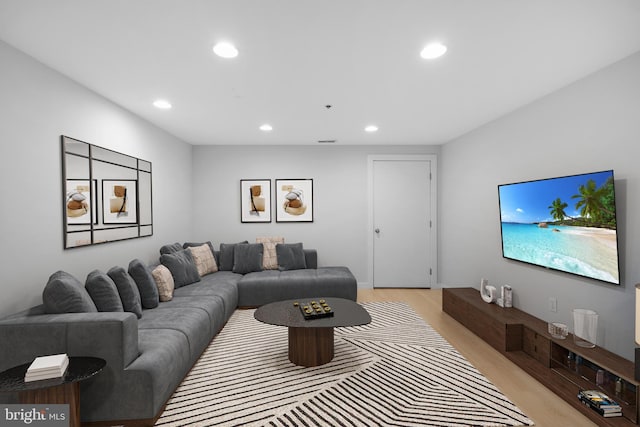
[24,354,69,382]
[578,390,622,418]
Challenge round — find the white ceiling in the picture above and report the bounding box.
[1,0,640,146]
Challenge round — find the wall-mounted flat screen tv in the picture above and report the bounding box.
[498,170,620,285]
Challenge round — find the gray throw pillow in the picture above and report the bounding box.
[128,259,159,309]
[85,270,125,312]
[160,242,183,255]
[107,266,143,318]
[43,271,98,314]
[160,249,201,288]
[276,243,307,271]
[219,241,249,271]
[233,243,264,274]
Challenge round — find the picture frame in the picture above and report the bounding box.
[65,179,97,225]
[240,179,272,223]
[102,179,138,224]
[275,179,314,222]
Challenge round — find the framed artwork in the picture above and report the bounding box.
[241,179,271,223]
[276,179,314,222]
[102,180,138,224]
[65,179,97,224]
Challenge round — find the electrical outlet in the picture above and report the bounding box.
[549,297,557,312]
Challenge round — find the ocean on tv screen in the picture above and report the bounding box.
[500,222,619,284]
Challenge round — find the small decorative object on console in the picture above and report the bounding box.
[578,390,622,418]
[480,278,497,304]
[295,299,334,320]
[547,322,568,339]
[496,285,513,307]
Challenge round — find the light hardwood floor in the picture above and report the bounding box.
[357,288,597,427]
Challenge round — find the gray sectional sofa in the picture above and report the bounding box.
[0,242,357,426]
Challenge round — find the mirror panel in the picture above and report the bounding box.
[64,139,89,157]
[139,160,152,173]
[61,135,153,249]
[139,171,152,225]
[139,225,153,237]
[92,146,137,169]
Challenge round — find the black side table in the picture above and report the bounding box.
[0,357,106,427]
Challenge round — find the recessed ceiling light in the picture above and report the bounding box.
[420,42,447,59]
[365,125,379,133]
[153,99,172,109]
[213,42,239,58]
[259,124,273,132]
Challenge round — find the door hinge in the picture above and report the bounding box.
[429,268,432,276]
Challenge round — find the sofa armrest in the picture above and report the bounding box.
[0,312,139,372]
[304,249,318,269]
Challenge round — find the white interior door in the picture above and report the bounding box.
[371,157,434,288]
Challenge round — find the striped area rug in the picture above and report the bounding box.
[156,302,534,427]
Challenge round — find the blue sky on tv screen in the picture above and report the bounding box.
[499,171,613,224]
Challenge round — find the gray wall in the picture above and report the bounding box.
[191,145,439,286]
[440,52,640,359]
[0,40,193,316]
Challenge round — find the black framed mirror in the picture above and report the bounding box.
[62,135,153,249]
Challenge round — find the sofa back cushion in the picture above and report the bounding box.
[159,242,182,255]
[233,243,264,274]
[219,241,249,271]
[107,266,143,318]
[128,259,159,309]
[43,271,98,314]
[276,243,307,271]
[85,270,125,312]
[160,249,201,288]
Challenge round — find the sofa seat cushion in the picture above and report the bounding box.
[138,308,212,362]
[156,296,227,337]
[172,272,240,320]
[237,266,357,307]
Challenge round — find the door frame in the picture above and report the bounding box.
[367,154,438,288]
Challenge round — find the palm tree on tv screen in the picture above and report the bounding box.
[571,178,616,228]
[548,198,569,222]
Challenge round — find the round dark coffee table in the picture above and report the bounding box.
[0,357,106,427]
[255,298,371,367]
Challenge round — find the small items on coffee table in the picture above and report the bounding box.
[294,299,334,319]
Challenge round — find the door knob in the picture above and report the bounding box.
[374,228,380,234]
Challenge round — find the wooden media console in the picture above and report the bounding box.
[443,287,639,426]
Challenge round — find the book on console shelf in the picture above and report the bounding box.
[578,390,622,418]
[24,353,69,382]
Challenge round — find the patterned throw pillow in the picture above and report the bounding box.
[256,236,284,270]
[151,265,175,302]
[187,244,218,276]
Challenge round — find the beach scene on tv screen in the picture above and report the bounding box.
[499,170,619,284]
